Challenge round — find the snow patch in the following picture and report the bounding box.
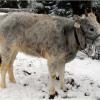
[0,52,100,100]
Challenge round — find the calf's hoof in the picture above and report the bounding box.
[49,91,58,99]
[0,83,6,88]
[10,79,16,83]
[56,76,59,80]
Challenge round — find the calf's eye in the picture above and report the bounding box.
[90,28,94,32]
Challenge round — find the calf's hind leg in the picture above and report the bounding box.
[0,57,2,72]
[0,46,15,88]
[7,51,17,83]
[0,55,11,88]
[0,63,8,88]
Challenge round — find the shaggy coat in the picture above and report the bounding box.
[0,12,99,99]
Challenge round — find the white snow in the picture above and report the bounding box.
[0,12,6,15]
[0,52,100,100]
[66,58,100,84]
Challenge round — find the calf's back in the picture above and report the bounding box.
[0,12,76,58]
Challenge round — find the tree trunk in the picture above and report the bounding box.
[0,8,35,13]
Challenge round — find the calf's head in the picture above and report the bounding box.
[74,12,100,50]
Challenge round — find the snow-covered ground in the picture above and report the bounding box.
[0,52,100,100]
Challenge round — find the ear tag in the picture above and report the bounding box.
[74,22,80,28]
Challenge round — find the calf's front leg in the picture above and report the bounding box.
[59,65,65,91]
[48,61,58,99]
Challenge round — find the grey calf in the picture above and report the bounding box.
[0,12,99,99]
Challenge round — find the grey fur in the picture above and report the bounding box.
[0,12,99,97]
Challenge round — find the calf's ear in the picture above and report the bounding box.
[74,22,86,50]
[74,22,80,28]
[73,15,81,28]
